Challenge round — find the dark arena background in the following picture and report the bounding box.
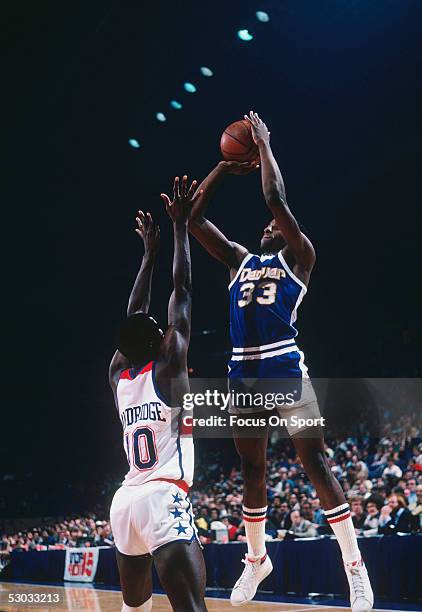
[2,1,422,610]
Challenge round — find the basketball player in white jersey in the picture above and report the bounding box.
[109,176,207,612]
[189,112,373,610]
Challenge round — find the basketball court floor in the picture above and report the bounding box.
[0,582,420,612]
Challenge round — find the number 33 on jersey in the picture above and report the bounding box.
[229,251,307,361]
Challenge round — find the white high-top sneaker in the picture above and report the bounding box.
[345,558,374,612]
[230,553,273,607]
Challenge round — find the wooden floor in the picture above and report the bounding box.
[0,582,405,612]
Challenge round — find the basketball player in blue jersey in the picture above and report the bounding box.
[109,176,207,612]
[189,112,373,610]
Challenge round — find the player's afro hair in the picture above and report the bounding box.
[116,312,164,366]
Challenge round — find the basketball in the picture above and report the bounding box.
[220,119,259,162]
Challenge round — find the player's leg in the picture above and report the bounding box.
[110,486,154,611]
[116,550,153,611]
[230,418,273,606]
[233,423,269,553]
[291,432,346,509]
[153,540,207,612]
[291,431,374,612]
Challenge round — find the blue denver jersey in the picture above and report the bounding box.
[228,251,308,379]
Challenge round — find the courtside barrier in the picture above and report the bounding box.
[5,535,422,601]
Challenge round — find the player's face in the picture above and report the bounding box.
[260,219,286,253]
[129,328,165,368]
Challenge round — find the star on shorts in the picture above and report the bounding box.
[172,492,183,505]
[170,508,183,519]
[174,522,188,535]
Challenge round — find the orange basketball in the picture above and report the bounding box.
[220,119,258,162]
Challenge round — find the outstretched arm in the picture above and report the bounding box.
[156,177,200,399]
[109,212,160,391]
[245,111,315,274]
[127,211,160,316]
[189,161,256,270]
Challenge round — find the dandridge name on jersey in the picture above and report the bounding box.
[120,402,166,429]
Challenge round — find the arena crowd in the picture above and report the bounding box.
[1,416,421,560]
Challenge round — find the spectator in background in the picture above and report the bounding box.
[273,468,294,495]
[288,493,300,511]
[102,523,114,546]
[289,510,318,539]
[269,501,291,531]
[223,516,240,541]
[311,498,325,525]
[383,456,403,481]
[361,497,382,536]
[378,494,413,535]
[406,479,418,507]
[350,497,367,533]
[356,459,369,481]
[356,480,373,499]
[93,524,105,546]
[301,501,315,525]
[209,508,220,522]
[194,508,211,544]
[371,485,388,501]
[409,485,422,528]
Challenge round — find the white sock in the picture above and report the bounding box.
[121,596,152,611]
[243,505,267,559]
[324,503,360,563]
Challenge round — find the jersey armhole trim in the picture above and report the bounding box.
[228,252,254,290]
[151,362,179,409]
[278,251,307,292]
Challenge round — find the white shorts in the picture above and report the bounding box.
[229,378,322,437]
[110,480,198,556]
[277,379,322,437]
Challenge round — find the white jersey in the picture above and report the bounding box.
[116,361,193,488]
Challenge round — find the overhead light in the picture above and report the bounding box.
[183,82,197,93]
[237,29,253,41]
[200,66,213,77]
[170,100,183,109]
[156,112,167,122]
[128,138,141,148]
[256,11,270,23]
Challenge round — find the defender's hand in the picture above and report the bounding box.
[218,160,260,175]
[161,175,202,224]
[244,111,271,147]
[135,211,160,255]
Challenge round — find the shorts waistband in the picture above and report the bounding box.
[150,478,190,493]
[231,340,298,361]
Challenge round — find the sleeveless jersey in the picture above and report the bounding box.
[116,361,193,488]
[228,251,308,378]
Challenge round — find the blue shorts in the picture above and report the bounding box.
[228,350,306,379]
[228,351,310,413]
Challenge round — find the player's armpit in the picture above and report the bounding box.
[109,350,130,404]
[155,327,190,406]
[109,350,130,383]
[270,201,316,271]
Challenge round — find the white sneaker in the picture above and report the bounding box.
[230,553,273,607]
[345,558,374,612]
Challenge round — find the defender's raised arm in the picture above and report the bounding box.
[109,212,160,391]
[157,176,200,387]
[127,211,160,316]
